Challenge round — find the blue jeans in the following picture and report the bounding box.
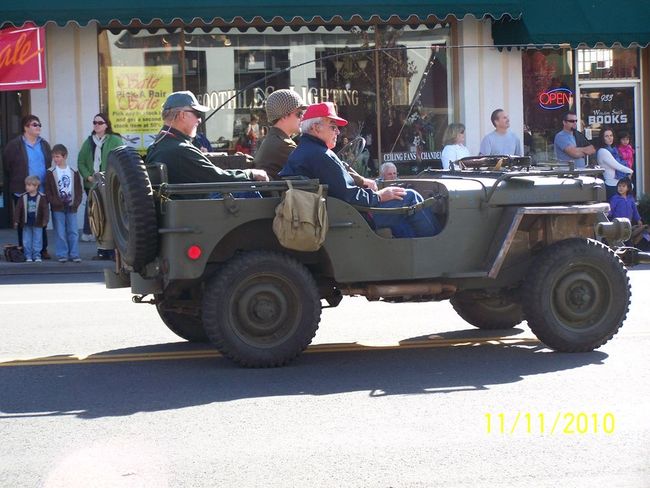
[372,189,440,238]
[23,225,43,260]
[52,211,80,259]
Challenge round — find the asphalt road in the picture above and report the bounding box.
[1,269,648,487]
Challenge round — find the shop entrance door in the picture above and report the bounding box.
[579,83,642,193]
[0,91,25,228]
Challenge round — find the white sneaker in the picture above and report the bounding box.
[35,258,42,263]
[25,258,33,262]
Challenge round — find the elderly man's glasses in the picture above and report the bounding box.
[183,110,202,118]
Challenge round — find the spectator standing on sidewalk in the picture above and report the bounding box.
[2,115,52,258]
[14,175,49,262]
[45,144,83,263]
[479,109,522,156]
[77,113,123,259]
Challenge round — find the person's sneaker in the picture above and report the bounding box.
[58,258,67,263]
[25,258,33,263]
[35,258,42,263]
[71,257,82,263]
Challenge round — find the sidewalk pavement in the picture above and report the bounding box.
[0,228,112,276]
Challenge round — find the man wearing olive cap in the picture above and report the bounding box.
[147,90,269,185]
[280,102,439,238]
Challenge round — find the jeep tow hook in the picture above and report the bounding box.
[132,294,156,304]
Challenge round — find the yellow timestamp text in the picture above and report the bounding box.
[485,412,615,435]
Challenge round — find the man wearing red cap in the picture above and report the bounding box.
[280,102,439,237]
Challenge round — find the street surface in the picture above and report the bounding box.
[1,268,649,487]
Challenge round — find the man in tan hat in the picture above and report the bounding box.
[147,90,269,184]
[253,89,307,179]
[280,102,439,237]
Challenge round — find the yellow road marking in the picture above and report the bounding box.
[0,336,540,368]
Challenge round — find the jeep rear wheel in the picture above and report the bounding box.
[156,301,209,343]
[450,292,523,330]
[202,251,321,367]
[522,238,630,352]
[105,146,158,271]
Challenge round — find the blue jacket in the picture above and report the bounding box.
[609,194,641,224]
[280,133,380,207]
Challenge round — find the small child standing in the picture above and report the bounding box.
[45,144,83,263]
[609,177,641,224]
[617,131,635,170]
[14,175,49,262]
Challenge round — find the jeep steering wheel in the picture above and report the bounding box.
[337,136,366,165]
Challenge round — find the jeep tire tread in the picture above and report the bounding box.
[105,146,158,271]
[202,251,321,367]
[522,238,630,352]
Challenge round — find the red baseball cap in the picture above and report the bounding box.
[303,102,348,127]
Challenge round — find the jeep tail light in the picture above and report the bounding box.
[187,245,202,260]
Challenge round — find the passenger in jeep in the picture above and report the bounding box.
[147,91,269,184]
[280,102,439,238]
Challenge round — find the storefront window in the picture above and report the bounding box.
[521,49,575,163]
[577,48,639,79]
[98,25,451,174]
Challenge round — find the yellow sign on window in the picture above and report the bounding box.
[107,66,173,151]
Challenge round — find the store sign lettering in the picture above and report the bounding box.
[383,151,441,162]
[588,109,628,125]
[538,88,572,110]
[0,26,46,91]
[200,85,359,110]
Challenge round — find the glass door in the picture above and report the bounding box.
[579,83,642,193]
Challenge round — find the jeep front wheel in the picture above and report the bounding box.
[156,301,209,343]
[450,292,523,330]
[202,251,321,367]
[522,238,630,352]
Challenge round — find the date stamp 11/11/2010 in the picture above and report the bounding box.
[485,412,615,435]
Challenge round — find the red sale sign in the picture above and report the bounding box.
[0,26,46,91]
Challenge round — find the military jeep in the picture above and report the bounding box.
[92,147,640,367]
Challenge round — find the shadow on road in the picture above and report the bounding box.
[0,328,608,419]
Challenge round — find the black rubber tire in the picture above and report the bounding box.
[202,251,321,367]
[156,302,209,343]
[450,292,523,330]
[105,146,158,271]
[522,238,630,352]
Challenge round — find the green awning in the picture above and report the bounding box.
[2,1,522,28]
[492,0,650,48]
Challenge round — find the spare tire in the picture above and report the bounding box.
[105,146,158,271]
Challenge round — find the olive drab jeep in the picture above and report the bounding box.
[90,146,648,368]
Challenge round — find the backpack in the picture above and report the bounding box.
[3,244,26,262]
[272,181,328,252]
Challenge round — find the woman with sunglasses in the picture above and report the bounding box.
[77,113,124,258]
[3,114,52,257]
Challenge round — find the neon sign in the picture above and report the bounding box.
[539,88,572,110]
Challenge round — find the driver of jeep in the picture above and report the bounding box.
[279,102,439,238]
[147,90,269,185]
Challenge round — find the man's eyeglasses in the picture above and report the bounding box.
[93,120,106,125]
[565,119,578,123]
[182,110,202,118]
[29,122,42,128]
[320,123,339,131]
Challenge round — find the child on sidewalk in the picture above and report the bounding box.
[617,131,635,170]
[45,144,83,263]
[13,175,49,262]
[609,177,642,224]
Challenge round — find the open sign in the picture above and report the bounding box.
[539,88,572,110]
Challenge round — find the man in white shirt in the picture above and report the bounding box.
[479,109,523,156]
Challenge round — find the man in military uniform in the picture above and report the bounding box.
[147,91,269,184]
